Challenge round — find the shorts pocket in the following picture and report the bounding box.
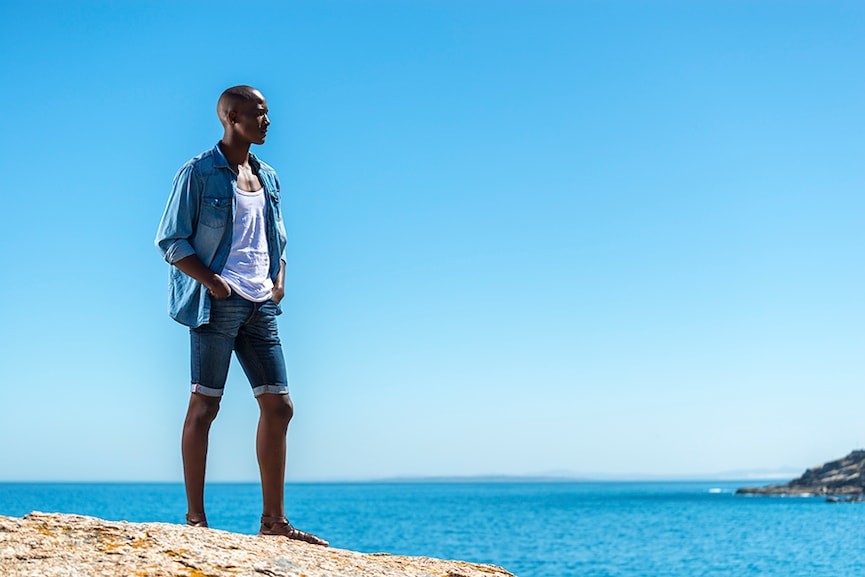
[264,299,283,316]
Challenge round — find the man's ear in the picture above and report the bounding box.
[227,110,238,124]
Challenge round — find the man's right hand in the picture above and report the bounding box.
[206,274,232,299]
[173,255,232,299]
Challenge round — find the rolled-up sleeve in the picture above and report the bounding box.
[155,163,199,264]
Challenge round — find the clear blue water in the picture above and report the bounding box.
[2,481,863,577]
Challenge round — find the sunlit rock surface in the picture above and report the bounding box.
[0,512,516,577]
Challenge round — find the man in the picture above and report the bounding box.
[155,85,327,546]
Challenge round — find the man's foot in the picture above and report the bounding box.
[185,513,208,528]
[259,515,328,546]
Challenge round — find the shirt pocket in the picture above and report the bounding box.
[199,196,231,229]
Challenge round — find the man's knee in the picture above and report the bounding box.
[259,393,293,423]
[186,393,221,426]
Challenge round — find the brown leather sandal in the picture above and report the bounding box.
[259,515,328,546]
[185,513,208,528]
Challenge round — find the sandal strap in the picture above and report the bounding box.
[259,516,328,546]
[185,513,208,527]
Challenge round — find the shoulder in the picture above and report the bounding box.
[183,147,224,173]
[174,150,203,179]
[179,143,231,175]
[173,148,227,195]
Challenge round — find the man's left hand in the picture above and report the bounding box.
[272,284,285,305]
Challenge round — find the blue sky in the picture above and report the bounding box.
[0,0,862,482]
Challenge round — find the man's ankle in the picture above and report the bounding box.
[185,512,208,527]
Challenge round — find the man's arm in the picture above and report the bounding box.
[174,255,232,299]
[156,163,231,298]
[156,164,200,264]
[271,259,286,304]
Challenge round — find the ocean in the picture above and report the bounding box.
[1,481,863,577]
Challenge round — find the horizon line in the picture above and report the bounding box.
[0,472,798,484]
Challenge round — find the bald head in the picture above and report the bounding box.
[217,85,265,126]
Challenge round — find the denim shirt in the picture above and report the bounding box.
[155,143,287,328]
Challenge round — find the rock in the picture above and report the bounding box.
[737,450,865,497]
[826,495,865,503]
[0,512,517,577]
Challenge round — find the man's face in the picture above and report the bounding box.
[232,94,270,145]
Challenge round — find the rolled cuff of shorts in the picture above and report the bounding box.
[191,383,224,397]
[253,384,289,397]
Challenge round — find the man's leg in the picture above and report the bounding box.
[254,392,327,545]
[256,392,293,519]
[182,392,221,525]
[235,301,328,545]
[185,295,244,525]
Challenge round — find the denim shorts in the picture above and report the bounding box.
[189,293,289,397]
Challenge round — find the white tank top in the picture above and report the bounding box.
[220,187,273,302]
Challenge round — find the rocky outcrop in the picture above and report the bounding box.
[737,450,865,497]
[0,512,516,577]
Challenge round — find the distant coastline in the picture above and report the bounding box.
[737,450,865,498]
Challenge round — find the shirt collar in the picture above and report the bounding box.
[212,142,261,173]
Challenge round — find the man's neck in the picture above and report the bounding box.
[218,138,252,170]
